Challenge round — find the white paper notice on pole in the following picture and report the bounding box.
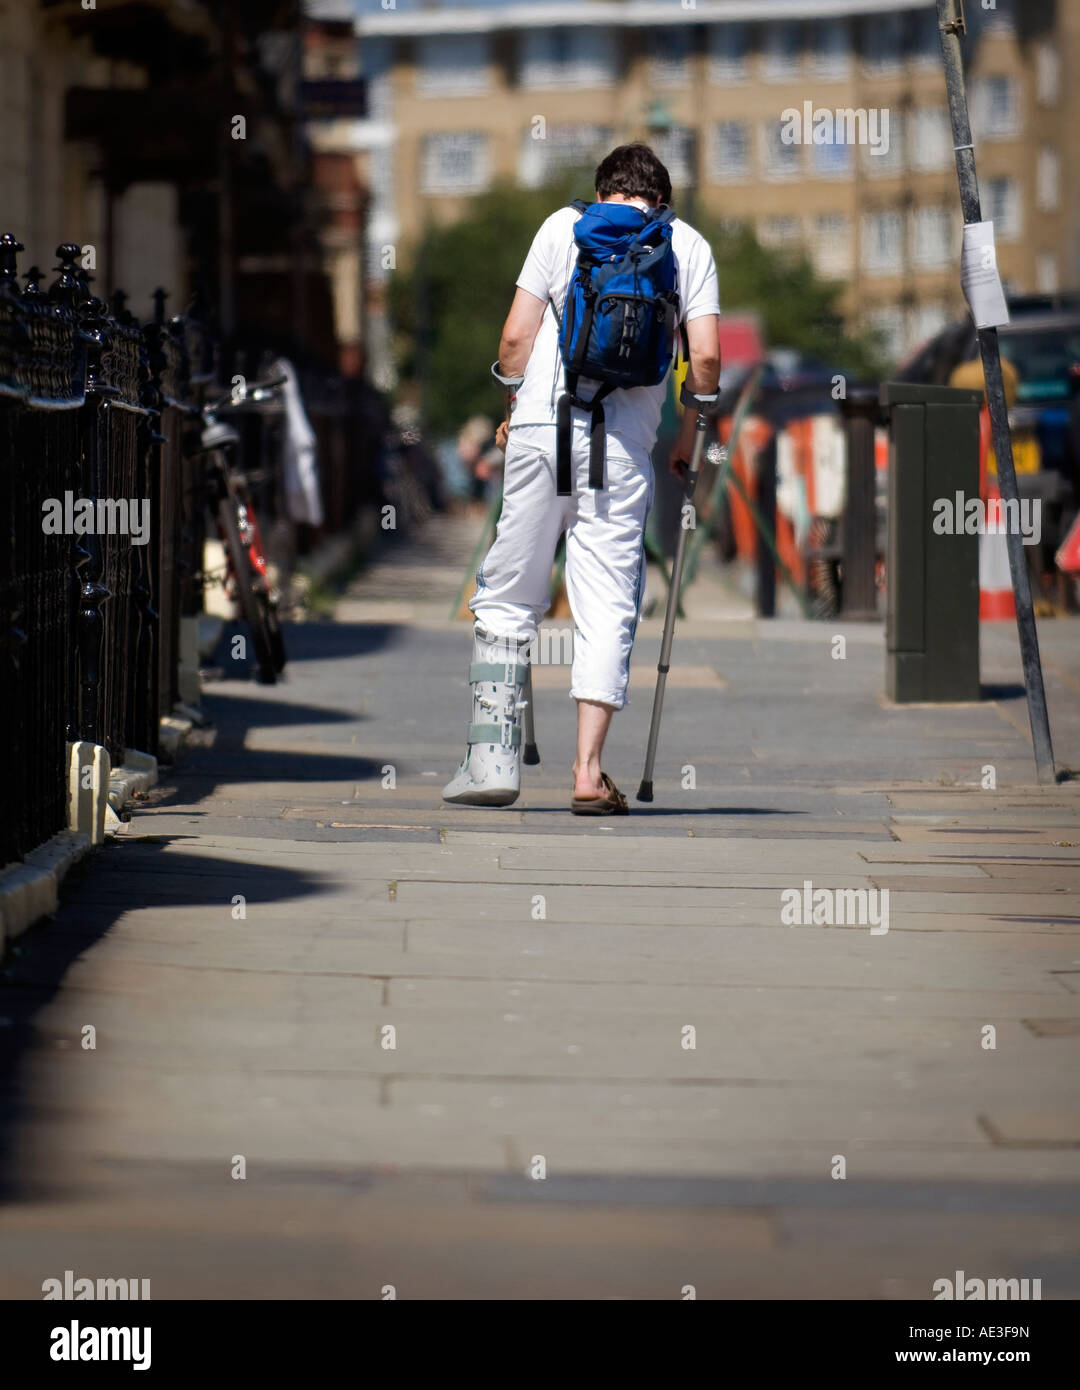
[960,221,1010,329]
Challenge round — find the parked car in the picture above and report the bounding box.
[895,295,1080,584]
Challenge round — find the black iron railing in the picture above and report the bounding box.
[0,236,208,867]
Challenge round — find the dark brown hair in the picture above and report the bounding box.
[594,143,672,207]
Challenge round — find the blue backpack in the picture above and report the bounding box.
[551,199,682,495]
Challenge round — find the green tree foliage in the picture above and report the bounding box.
[390,172,591,437]
[392,185,885,437]
[695,215,887,381]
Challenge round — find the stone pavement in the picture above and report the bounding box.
[1,517,1078,1300]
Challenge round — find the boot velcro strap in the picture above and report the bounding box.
[468,722,522,749]
[469,661,528,685]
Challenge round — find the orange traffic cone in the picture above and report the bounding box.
[1056,510,1080,575]
[979,485,1016,621]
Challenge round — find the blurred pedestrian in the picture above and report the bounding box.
[455,415,497,514]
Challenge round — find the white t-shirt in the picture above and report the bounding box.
[510,202,720,458]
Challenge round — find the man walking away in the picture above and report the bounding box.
[443,144,720,814]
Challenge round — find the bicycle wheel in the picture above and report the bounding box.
[219,497,278,684]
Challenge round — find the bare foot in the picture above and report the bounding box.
[571,763,606,800]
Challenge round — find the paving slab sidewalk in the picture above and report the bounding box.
[0,522,1078,1300]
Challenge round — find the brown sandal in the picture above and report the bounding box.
[570,773,630,816]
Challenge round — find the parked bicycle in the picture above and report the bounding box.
[193,376,288,684]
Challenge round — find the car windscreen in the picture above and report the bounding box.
[999,323,1080,403]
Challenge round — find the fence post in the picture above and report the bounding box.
[839,386,880,619]
[755,433,777,618]
[54,246,110,749]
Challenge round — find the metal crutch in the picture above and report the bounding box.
[522,665,540,765]
[637,383,720,802]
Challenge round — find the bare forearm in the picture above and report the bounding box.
[677,354,721,444]
[497,288,546,380]
[497,331,532,379]
[685,352,721,400]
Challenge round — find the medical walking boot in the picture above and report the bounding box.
[442,626,530,806]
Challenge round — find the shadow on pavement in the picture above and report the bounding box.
[0,846,328,1201]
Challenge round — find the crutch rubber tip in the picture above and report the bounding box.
[523,743,540,766]
[636,780,653,803]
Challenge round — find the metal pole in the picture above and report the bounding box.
[638,388,716,802]
[755,432,777,618]
[839,385,879,618]
[936,0,1055,784]
[522,665,539,765]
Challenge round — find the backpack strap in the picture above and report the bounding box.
[557,376,614,496]
[585,383,614,491]
[556,390,573,497]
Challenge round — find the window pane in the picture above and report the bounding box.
[1036,43,1061,106]
[708,23,749,81]
[519,27,615,89]
[910,10,940,68]
[1036,148,1060,213]
[421,133,491,195]
[864,111,904,177]
[759,216,802,251]
[908,108,950,172]
[646,26,692,87]
[762,23,801,80]
[811,215,853,277]
[910,206,954,268]
[651,126,695,186]
[863,15,903,75]
[862,211,904,274]
[813,137,853,179]
[986,177,1021,241]
[971,75,1019,140]
[519,123,613,189]
[416,34,491,97]
[707,121,750,181]
[811,20,851,79]
[763,121,801,179]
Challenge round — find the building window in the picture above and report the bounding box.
[759,216,802,252]
[762,120,801,180]
[708,121,750,182]
[971,75,1019,141]
[985,177,1021,241]
[811,20,851,80]
[420,132,491,196]
[863,111,904,178]
[908,107,951,173]
[1036,148,1060,213]
[910,206,954,269]
[1036,252,1059,294]
[416,34,491,97]
[910,10,940,70]
[811,215,853,278]
[646,26,691,88]
[1036,43,1061,107]
[761,24,801,81]
[519,123,613,189]
[519,27,615,90]
[651,126,695,187]
[863,15,903,76]
[813,135,853,180]
[707,23,749,82]
[861,210,904,276]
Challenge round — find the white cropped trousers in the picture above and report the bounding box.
[470,422,654,711]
